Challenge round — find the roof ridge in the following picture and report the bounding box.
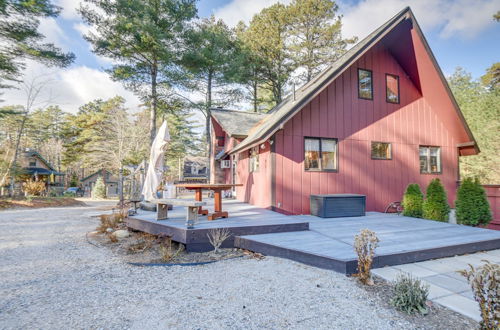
[211,108,268,115]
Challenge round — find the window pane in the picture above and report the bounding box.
[305,138,320,170]
[386,74,399,103]
[429,147,440,173]
[419,147,429,173]
[371,142,391,159]
[321,139,337,170]
[358,69,373,99]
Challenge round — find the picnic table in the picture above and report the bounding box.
[175,183,243,220]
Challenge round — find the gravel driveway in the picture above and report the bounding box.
[0,202,473,329]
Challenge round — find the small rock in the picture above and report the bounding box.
[113,229,130,239]
[106,228,114,233]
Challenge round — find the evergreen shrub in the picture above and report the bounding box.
[92,176,106,199]
[455,177,492,226]
[422,178,450,222]
[402,183,423,218]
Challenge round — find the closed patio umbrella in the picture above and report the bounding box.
[141,120,170,201]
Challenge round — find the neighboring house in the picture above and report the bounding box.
[80,169,119,197]
[19,149,64,188]
[182,156,208,182]
[210,7,478,215]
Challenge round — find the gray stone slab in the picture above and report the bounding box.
[434,294,481,322]
[422,274,470,293]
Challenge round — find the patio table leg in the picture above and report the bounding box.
[194,188,208,215]
[208,188,228,220]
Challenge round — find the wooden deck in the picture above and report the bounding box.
[126,200,500,273]
[236,212,500,274]
[125,200,309,252]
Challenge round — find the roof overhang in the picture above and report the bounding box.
[215,150,228,161]
[457,142,479,156]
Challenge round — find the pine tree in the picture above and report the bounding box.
[402,184,423,218]
[0,0,74,88]
[79,0,197,144]
[455,178,492,226]
[422,179,450,222]
[181,16,241,178]
[244,3,294,105]
[287,0,357,83]
[92,176,106,199]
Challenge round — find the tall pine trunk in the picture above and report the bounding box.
[206,70,213,183]
[150,62,158,144]
[253,80,258,112]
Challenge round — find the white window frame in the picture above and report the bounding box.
[419,146,441,174]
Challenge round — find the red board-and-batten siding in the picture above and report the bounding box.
[273,43,461,214]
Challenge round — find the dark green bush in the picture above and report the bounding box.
[391,272,429,315]
[402,184,423,218]
[422,178,450,222]
[455,178,492,226]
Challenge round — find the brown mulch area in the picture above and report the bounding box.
[357,276,479,329]
[0,197,87,210]
[87,226,249,265]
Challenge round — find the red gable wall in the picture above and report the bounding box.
[274,43,461,214]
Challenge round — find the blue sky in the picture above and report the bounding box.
[4,0,499,112]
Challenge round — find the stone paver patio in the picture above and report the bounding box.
[372,249,500,322]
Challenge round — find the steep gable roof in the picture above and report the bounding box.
[23,149,58,172]
[230,6,477,154]
[80,169,113,183]
[211,108,268,138]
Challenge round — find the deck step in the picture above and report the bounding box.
[234,226,500,275]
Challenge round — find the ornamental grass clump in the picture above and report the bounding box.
[422,178,450,222]
[402,183,423,218]
[459,261,499,330]
[22,180,46,196]
[159,235,184,262]
[391,272,429,315]
[96,210,127,233]
[455,178,492,226]
[354,229,379,285]
[207,228,232,253]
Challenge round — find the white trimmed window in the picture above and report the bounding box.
[419,146,441,174]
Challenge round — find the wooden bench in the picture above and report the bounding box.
[152,198,207,229]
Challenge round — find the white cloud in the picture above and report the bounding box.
[1,62,142,113]
[55,0,82,20]
[339,0,498,41]
[38,17,70,50]
[213,0,291,27]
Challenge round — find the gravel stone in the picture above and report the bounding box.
[0,202,475,329]
[113,229,130,239]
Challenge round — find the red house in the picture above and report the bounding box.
[210,7,478,215]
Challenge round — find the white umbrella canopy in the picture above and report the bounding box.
[141,120,171,201]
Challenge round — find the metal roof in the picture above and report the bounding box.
[211,108,268,138]
[22,167,63,176]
